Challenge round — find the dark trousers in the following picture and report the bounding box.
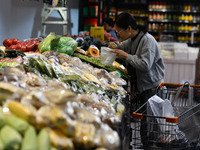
[131,85,159,149]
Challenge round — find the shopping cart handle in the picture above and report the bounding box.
[132,112,143,119]
[166,117,179,123]
[159,82,200,88]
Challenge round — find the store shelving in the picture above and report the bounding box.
[147,0,200,46]
[79,0,103,32]
[102,0,148,29]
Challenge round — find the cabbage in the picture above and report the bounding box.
[51,36,78,55]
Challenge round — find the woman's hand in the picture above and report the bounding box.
[108,42,117,49]
[110,49,128,60]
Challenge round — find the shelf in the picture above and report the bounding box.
[149,30,200,34]
[178,20,200,24]
[148,19,200,24]
[149,9,178,13]
[133,15,148,18]
[149,9,200,14]
[148,19,178,23]
[117,2,148,9]
[79,0,101,32]
[82,16,98,19]
[180,10,200,14]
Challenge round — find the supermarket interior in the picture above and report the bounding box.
[1,0,200,150]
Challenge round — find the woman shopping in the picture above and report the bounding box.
[109,12,165,149]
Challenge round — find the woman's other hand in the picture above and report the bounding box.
[110,49,128,60]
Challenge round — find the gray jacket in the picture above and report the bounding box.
[117,31,165,93]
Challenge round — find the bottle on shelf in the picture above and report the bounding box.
[149,1,153,9]
[163,2,166,9]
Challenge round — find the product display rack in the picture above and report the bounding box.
[79,0,103,32]
[102,0,148,28]
[147,0,200,46]
[100,0,200,46]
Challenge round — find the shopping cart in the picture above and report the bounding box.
[130,82,200,150]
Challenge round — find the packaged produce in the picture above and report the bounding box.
[0,38,129,150]
[0,82,24,102]
[73,121,96,149]
[51,36,78,55]
[7,101,36,123]
[45,127,74,150]
[38,32,56,53]
[43,88,76,105]
[0,61,21,69]
[85,45,100,57]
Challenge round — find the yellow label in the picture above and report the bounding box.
[90,26,104,42]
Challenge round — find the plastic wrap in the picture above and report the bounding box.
[51,36,77,56]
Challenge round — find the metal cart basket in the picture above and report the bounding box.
[130,82,200,150]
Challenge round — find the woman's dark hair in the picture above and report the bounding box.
[115,12,147,32]
[103,18,114,27]
[114,12,138,30]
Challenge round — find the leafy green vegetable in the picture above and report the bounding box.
[0,61,20,69]
[38,33,56,53]
[51,36,78,55]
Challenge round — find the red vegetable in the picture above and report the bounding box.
[0,57,10,62]
[8,45,17,50]
[33,41,40,50]
[3,39,12,47]
[12,38,19,45]
[21,45,27,52]
[16,43,22,51]
[20,41,26,46]
[26,42,34,52]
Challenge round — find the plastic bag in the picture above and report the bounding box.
[147,95,176,132]
[100,47,116,66]
[51,36,78,55]
[38,32,56,53]
[147,95,188,146]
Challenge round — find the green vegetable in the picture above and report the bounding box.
[38,128,51,150]
[0,61,20,69]
[38,58,53,78]
[51,36,78,55]
[0,135,4,150]
[38,32,56,53]
[21,126,38,150]
[0,107,5,128]
[0,125,22,150]
[5,114,29,134]
[4,49,25,58]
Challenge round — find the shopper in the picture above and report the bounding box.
[109,12,165,149]
[103,17,118,39]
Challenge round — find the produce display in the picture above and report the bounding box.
[0,34,129,150]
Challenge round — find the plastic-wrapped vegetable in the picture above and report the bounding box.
[38,33,56,53]
[51,36,77,55]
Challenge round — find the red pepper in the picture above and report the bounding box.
[0,57,10,62]
[10,56,23,63]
